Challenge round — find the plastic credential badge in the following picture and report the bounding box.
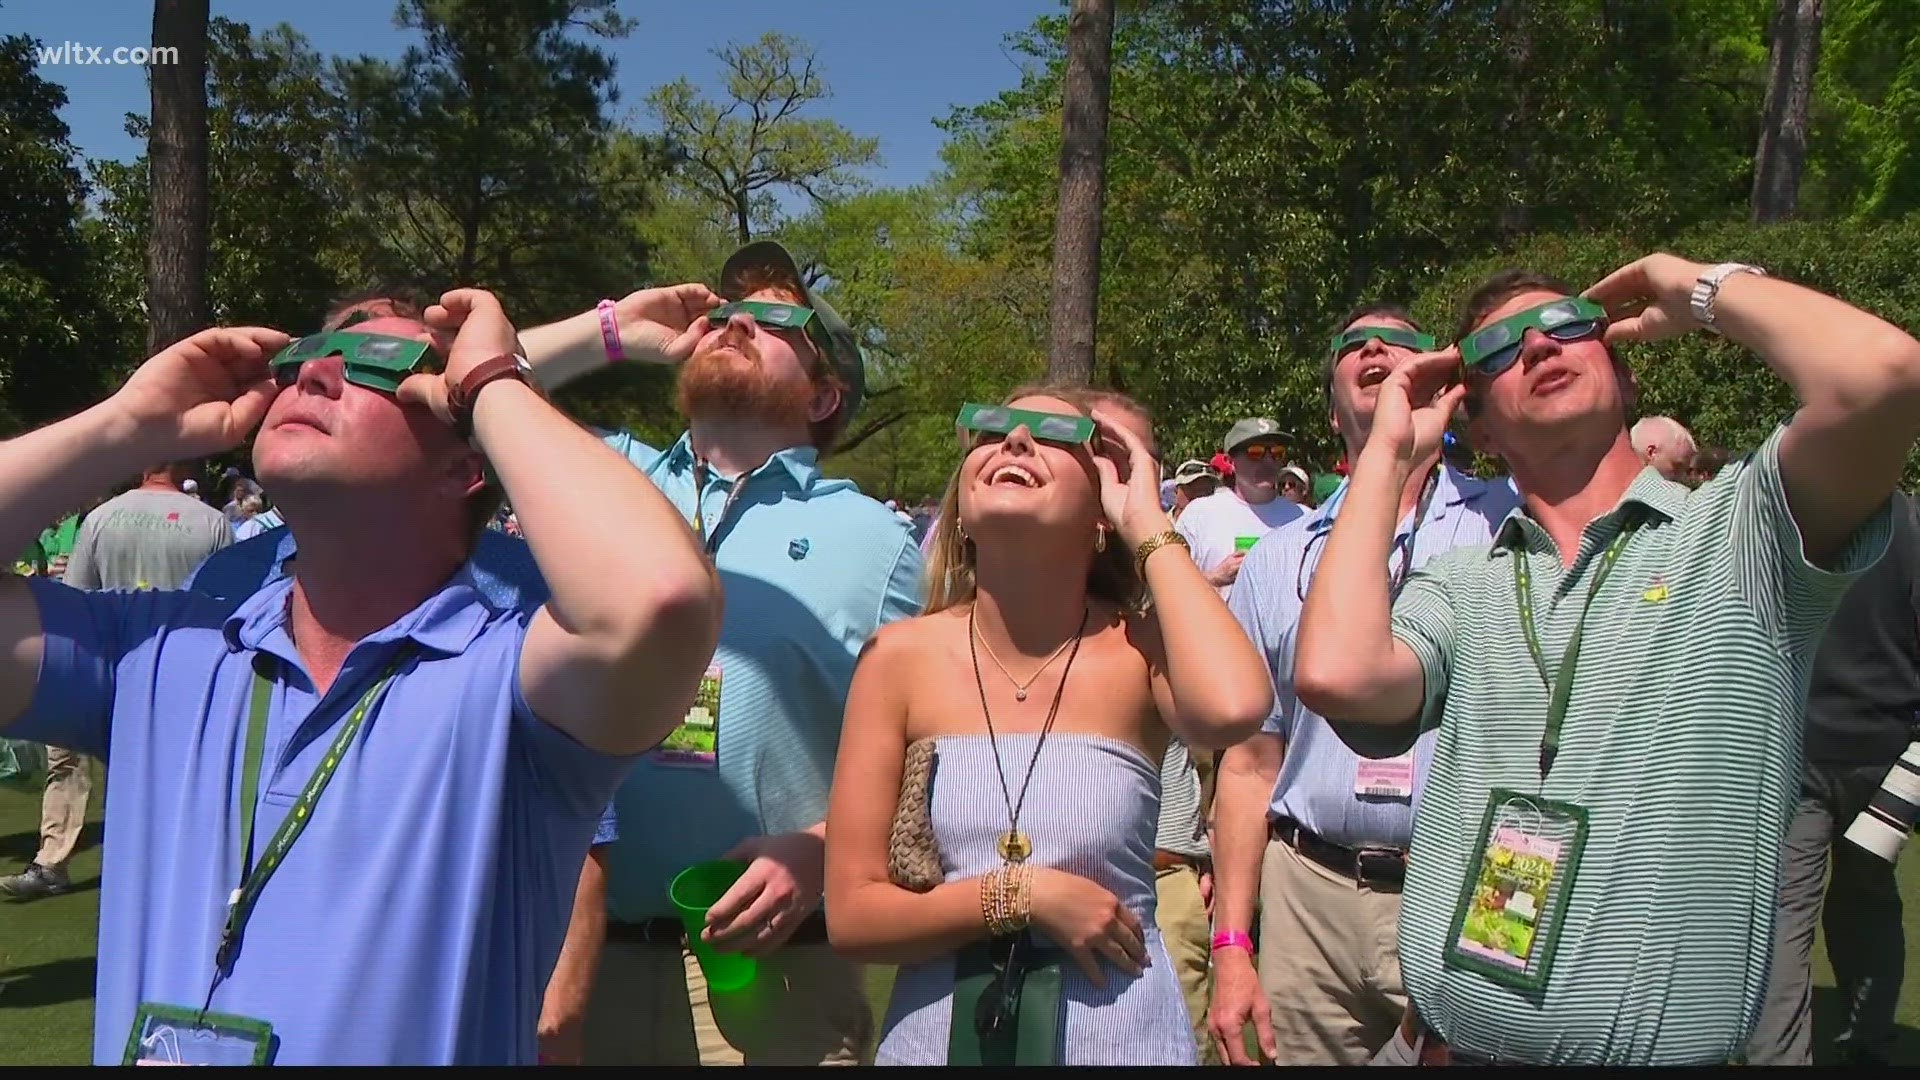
[647,664,722,768]
[1443,790,1589,992]
[124,1004,274,1065]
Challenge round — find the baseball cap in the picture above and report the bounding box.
[1223,417,1288,455]
[1280,465,1310,488]
[721,240,866,424]
[1172,459,1217,485]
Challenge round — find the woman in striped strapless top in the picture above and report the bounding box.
[823,386,1273,1066]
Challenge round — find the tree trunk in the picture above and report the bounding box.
[1751,0,1824,224]
[145,0,211,355]
[733,193,752,244]
[1046,0,1115,387]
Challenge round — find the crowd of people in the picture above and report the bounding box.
[1,239,1916,1068]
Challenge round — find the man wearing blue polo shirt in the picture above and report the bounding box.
[520,241,923,1065]
[0,287,723,1064]
[1208,304,1518,1065]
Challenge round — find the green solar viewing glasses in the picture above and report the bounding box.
[1459,297,1608,376]
[707,300,832,358]
[955,402,1097,448]
[270,331,439,394]
[1328,325,1437,361]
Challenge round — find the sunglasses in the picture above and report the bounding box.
[1329,325,1437,361]
[707,300,831,357]
[1234,443,1285,461]
[973,935,1025,1043]
[955,402,1099,450]
[1459,296,1608,377]
[269,331,440,394]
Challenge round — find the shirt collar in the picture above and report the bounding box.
[1493,464,1689,551]
[222,563,499,660]
[1307,464,1488,535]
[662,431,822,491]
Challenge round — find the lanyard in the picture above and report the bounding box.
[690,458,751,555]
[1295,466,1442,604]
[1511,517,1639,782]
[200,651,409,1016]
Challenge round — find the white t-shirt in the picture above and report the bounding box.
[1175,487,1304,595]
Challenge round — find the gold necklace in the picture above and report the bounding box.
[971,612,1084,701]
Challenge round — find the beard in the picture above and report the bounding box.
[675,335,814,428]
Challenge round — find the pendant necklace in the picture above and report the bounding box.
[970,603,1090,864]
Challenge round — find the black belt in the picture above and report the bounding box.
[606,912,830,947]
[1270,816,1406,887]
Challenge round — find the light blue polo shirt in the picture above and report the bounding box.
[1228,466,1518,849]
[12,567,634,1065]
[596,430,923,921]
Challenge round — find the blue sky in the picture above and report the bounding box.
[10,0,1059,188]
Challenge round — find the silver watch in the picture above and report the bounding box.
[1689,262,1767,331]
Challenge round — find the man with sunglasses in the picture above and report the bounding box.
[1207,305,1517,1065]
[1295,256,1920,1065]
[515,240,922,1065]
[1176,417,1304,597]
[0,289,724,1064]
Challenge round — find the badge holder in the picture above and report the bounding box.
[123,1003,275,1066]
[1442,789,1588,992]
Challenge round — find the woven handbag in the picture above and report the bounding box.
[888,738,943,891]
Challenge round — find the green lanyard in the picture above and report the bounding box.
[200,652,409,1015]
[1511,517,1640,782]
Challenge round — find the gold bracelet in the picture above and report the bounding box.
[1133,529,1190,578]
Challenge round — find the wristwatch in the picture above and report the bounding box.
[446,352,538,439]
[1689,262,1767,333]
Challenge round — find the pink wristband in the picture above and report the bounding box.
[1211,930,1253,953]
[595,299,625,362]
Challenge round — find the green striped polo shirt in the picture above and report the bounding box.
[1373,425,1889,1065]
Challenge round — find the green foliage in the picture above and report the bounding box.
[332,0,660,323]
[1810,0,1920,218]
[93,18,348,365]
[0,30,119,430]
[647,32,881,244]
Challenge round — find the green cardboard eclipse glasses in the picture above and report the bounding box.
[1459,296,1608,376]
[707,300,833,357]
[955,402,1097,448]
[1329,325,1437,360]
[270,331,441,394]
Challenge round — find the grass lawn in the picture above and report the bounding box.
[3,770,1916,1065]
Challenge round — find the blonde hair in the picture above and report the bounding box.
[922,383,1144,614]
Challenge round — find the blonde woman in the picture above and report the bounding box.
[824,386,1271,1066]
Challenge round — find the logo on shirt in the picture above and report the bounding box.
[1642,576,1670,603]
[166,512,180,522]
[788,537,810,560]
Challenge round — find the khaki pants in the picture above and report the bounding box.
[35,746,91,870]
[1154,863,1214,1064]
[1257,840,1407,1065]
[583,935,870,1065]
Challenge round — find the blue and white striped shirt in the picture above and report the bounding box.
[1227,466,1518,849]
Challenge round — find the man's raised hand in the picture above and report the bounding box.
[107,327,290,459]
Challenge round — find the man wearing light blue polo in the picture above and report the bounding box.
[0,288,724,1065]
[520,241,922,1065]
[1206,304,1518,1065]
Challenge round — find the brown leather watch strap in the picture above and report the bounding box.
[446,353,533,437]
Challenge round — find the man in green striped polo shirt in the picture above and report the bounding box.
[1293,253,1920,1065]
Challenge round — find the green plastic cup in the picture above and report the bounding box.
[1235,535,1260,553]
[669,860,757,993]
